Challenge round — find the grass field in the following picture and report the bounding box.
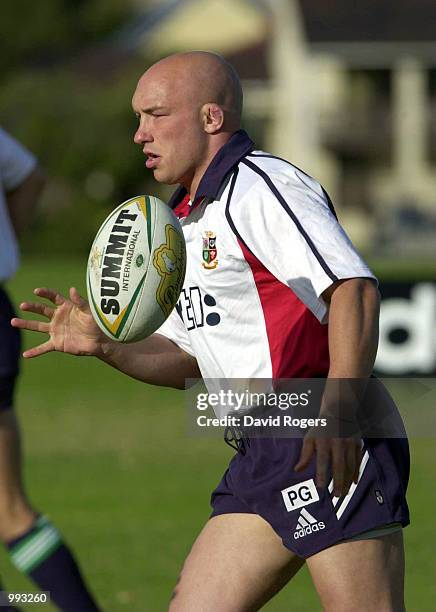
[0,257,434,611]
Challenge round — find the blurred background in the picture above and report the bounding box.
[1,0,435,610]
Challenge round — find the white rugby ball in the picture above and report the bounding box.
[86,195,186,342]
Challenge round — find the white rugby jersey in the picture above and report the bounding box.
[156,130,375,380]
[0,128,37,281]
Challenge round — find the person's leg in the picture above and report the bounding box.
[0,409,36,539]
[169,513,305,611]
[0,409,101,611]
[306,530,405,612]
[0,287,100,610]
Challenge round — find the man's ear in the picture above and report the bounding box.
[202,103,224,133]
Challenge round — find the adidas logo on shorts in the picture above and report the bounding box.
[293,508,325,539]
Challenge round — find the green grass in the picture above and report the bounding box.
[0,257,434,611]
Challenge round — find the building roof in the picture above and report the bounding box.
[300,0,436,43]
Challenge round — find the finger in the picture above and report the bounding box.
[294,438,315,472]
[315,440,330,489]
[353,444,364,484]
[11,318,50,334]
[33,287,66,306]
[331,441,346,496]
[343,441,358,494]
[69,287,88,309]
[19,302,55,319]
[23,340,54,359]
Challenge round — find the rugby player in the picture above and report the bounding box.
[12,53,409,611]
[0,128,100,611]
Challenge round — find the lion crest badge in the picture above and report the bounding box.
[202,231,218,270]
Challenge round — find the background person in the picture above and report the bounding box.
[0,127,100,611]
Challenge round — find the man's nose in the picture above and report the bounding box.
[134,125,152,145]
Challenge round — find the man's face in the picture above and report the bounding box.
[132,66,208,189]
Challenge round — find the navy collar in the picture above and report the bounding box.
[168,129,254,209]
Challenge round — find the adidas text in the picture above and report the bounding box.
[294,521,325,539]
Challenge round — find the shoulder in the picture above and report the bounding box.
[231,151,333,215]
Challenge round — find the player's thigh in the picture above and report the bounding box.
[0,409,24,489]
[0,289,25,497]
[306,531,405,612]
[170,513,305,612]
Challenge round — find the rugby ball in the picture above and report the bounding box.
[86,195,186,342]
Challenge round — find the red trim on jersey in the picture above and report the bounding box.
[238,240,330,378]
[173,193,191,219]
[173,195,208,218]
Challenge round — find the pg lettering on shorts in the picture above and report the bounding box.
[281,479,319,512]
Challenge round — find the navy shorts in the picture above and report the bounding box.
[0,287,21,410]
[211,435,410,558]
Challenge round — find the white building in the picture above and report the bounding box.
[116,0,436,252]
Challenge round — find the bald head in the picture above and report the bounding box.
[132,51,243,195]
[138,51,243,130]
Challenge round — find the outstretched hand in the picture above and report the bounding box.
[11,287,107,358]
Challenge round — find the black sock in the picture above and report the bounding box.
[7,516,100,611]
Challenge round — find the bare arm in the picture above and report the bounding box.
[6,166,46,237]
[98,333,200,389]
[295,278,380,496]
[11,287,200,390]
[324,277,380,378]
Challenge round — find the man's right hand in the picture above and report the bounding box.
[12,286,200,388]
[11,287,109,358]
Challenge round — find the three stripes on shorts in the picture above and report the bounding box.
[329,450,370,520]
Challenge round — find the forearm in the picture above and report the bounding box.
[327,278,380,378]
[97,333,200,390]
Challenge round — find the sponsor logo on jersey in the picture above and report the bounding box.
[293,508,325,539]
[281,479,319,512]
[176,287,221,329]
[202,231,218,269]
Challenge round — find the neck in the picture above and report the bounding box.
[185,132,234,200]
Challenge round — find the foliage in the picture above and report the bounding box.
[1,0,158,254]
[0,0,131,78]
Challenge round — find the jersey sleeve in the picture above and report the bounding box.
[231,165,377,322]
[0,127,37,191]
[155,308,195,357]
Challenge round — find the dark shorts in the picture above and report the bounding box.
[210,435,410,558]
[0,287,21,410]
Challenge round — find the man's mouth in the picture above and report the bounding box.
[145,153,161,169]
